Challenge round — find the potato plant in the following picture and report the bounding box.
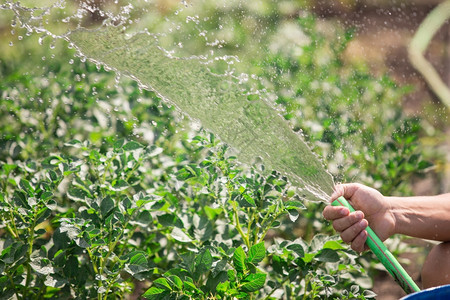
[0,134,375,299]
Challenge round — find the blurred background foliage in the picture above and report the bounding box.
[0,0,449,299]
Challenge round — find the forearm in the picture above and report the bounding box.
[388,193,450,241]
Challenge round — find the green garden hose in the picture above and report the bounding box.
[332,196,421,294]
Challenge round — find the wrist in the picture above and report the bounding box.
[386,196,401,237]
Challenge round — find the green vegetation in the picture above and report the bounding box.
[0,1,436,299]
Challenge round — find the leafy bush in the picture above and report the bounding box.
[0,134,374,299]
[0,2,433,299]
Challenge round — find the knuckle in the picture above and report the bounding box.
[351,226,360,236]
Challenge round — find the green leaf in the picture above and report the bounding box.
[40,191,53,201]
[131,210,152,227]
[48,170,59,182]
[227,269,236,282]
[323,240,346,250]
[302,253,315,264]
[36,206,51,224]
[321,275,335,284]
[212,259,228,277]
[158,214,182,227]
[315,248,340,263]
[25,161,37,172]
[153,278,172,291]
[130,252,148,266]
[110,179,129,191]
[287,209,299,222]
[183,280,203,294]
[170,228,192,243]
[167,275,183,290]
[123,141,143,151]
[64,139,82,148]
[241,273,266,292]
[204,206,222,220]
[1,242,26,264]
[233,246,246,274]
[270,220,281,228]
[363,290,377,298]
[418,160,433,170]
[30,260,54,275]
[216,280,230,294]
[242,194,256,207]
[75,232,91,248]
[310,234,328,252]
[284,200,306,210]
[194,249,212,279]
[248,242,265,264]
[44,274,68,288]
[100,196,115,218]
[126,264,149,277]
[286,243,304,257]
[2,163,17,175]
[114,138,125,149]
[142,287,170,300]
[67,187,89,202]
[19,179,34,196]
[13,190,30,209]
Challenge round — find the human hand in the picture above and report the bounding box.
[323,183,396,252]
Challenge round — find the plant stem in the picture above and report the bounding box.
[303,275,311,300]
[224,177,251,249]
[7,272,21,300]
[2,216,18,239]
[125,159,141,182]
[2,180,20,238]
[232,201,250,249]
[258,202,283,244]
[264,276,289,300]
[102,272,120,299]
[24,205,39,297]
[86,247,102,298]
[101,156,114,188]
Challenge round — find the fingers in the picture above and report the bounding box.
[322,205,349,220]
[350,230,368,252]
[330,183,364,202]
[332,211,364,231]
[340,218,368,243]
[323,206,369,252]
